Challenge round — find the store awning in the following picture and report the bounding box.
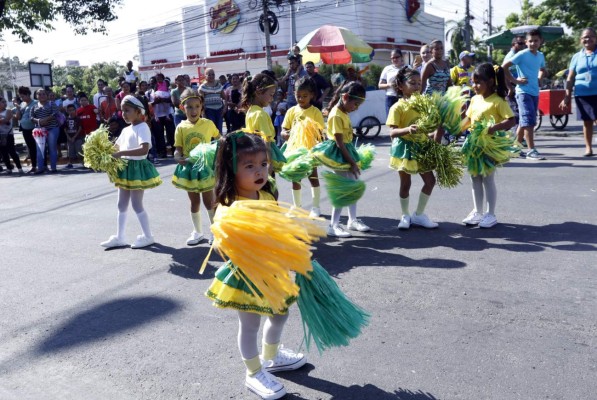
[484,25,565,48]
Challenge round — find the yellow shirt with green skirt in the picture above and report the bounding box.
[281,105,325,154]
[386,98,430,174]
[205,190,296,316]
[172,118,220,192]
[311,105,360,171]
[245,105,286,171]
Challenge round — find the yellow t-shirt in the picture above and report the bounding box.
[326,106,352,142]
[237,190,276,202]
[281,105,325,131]
[450,65,475,87]
[466,93,514,125]
[245,105,275,141]
[174,118,220,157]
[386,98,420,128]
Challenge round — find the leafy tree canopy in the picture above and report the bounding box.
[0,0,124,43]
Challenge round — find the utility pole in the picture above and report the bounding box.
[464,0,472,51]
[289,0,297,46]
[263,0,273,70]
[487,0,493,62]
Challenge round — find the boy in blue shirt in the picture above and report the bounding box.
[502,29,547,160]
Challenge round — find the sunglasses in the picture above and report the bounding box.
[516,42,526,45]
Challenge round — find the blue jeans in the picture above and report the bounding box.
[37,127,59,171]
[204,107,223,133]
[174,113,186,127]
[385,95,398,117]
[515,93,539,128]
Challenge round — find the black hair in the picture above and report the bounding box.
[288,54,299,62]
[96,79,106,85]
[18,86,31,96]
[305,61,315,67]
[326,81,366,111]
[473,63,508,98]
[215,132,274,206]
[240,72,277,110]
[66,104,76,110]
[295,76,317,95]
[582,27,597,36]
[78,93,88,99]
[391,66,420,95]
[260,70,276,79]
[527,29,542,39]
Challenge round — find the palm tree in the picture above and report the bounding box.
[446,19,472,64]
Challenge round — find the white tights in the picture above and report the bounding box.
[471,172,497,215]
[237,311,289,360]
[116,188,152,239]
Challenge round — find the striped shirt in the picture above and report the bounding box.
[31,102,59,128]
[199,83,224,110]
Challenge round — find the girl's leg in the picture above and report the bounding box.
[398,171,412,215]
[237,311,262,374]
[131,190,153,238]
[47,127,60,171]
[202,190,216,224]
[188,191,202,231]
[411,172,438,228]
[583,120,594,154]
[116,188,131,240]
[483,172,497,215]
[309,168,321,211]
[470,175,484,214]
[291,181,302,208]
[262,313,290,360]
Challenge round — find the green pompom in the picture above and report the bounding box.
[322,171,366,208]
[462,119,519,176]
[411,140,464,188]
[279,148,315,182]
[356,143,376,170]
[296,260,370,353]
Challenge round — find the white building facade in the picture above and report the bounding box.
[137,0,444,80]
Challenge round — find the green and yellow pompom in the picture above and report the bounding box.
[286,116,325,153]
[83,125,127,182]
[279,148,315,182]
[356,143,376,170]
[410,140,464,188]
[322,171,366,208]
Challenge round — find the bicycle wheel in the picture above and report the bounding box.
[354,116,381,138]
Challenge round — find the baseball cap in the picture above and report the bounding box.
[459,51,475,59]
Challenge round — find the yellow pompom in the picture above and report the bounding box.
[286,117,325,153]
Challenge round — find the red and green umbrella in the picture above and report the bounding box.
[297,25,374,65]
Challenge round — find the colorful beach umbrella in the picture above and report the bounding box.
[297,25,374,65]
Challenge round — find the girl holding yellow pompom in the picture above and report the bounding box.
[281,76,325,217]
[101,95,162,249]
[241,73,286,173]
[461,63,515,229]
[386,66,439,231]
[205,132,306,400]
[172,89,220,245]
[311,81,370,238]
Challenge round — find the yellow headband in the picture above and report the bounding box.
[181,95,202,104]
[493,65,500,86]
[258,84,276,91]
[349,95,366,101]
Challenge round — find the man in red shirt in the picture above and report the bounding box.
[76,95,98,136]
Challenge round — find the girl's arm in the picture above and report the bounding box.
[116,96,122,111]
[113,142,150,158]
[334,133,360,178]
[461,117,471,133]
[174,146,186,164]
[488,117,515,134]
[281,128,291,141]
[389,124,417,139]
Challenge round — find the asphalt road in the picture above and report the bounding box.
[1,120,596,400]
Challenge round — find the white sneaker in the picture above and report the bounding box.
[410,212,438,229]
[479,213,498,228]
[131,234,154,249]
[245,369,286,400]
[262,346,307,373]
[347,218,371,232]
[462,210,483,225]
[100,235,127,248]
[186,231,203,245]
[327,224,351,238]
[398,214,411,230]
[309,207,321,218]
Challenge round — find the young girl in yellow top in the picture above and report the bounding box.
[386,66,439,230]
[241,73,286,173]
[101,95,162,249]
[172,89,220,245]
[281,76,325,217]
[206,132,306,400]
[311,82,369,238]
[461,63,515,228]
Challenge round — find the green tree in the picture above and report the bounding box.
[446,19,470,65]
[51,61,123,95]
[0,56,28,90]
[0,0,124,43]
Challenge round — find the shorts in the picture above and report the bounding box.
[507,95,519,124]
[68,138,83,159]
[515,92,539,128]
[575,95,597,121]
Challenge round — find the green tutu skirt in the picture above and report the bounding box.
[311,140,360,171]
[270,143,287,172]
[172,163,215,193]
[389,137,429,174]
[205,261,296,316]
[113,159,162,190]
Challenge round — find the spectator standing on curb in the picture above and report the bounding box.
[31,89,60,174]
[224,73,245,132]
[93,79,106,127]
[171,75,188,127]
[0,96,23,174]
[150,73,175,158]
[16,86,38,173]
[199,68,225,133]
[280,55,307,109]
[123,61,139,93]
[502,29,546,160]
[379,49,405,115]
[503,36,527,132]
[304,61,330,110]
[560,27,597,157]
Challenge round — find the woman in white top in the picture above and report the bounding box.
[379,49,405,116]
